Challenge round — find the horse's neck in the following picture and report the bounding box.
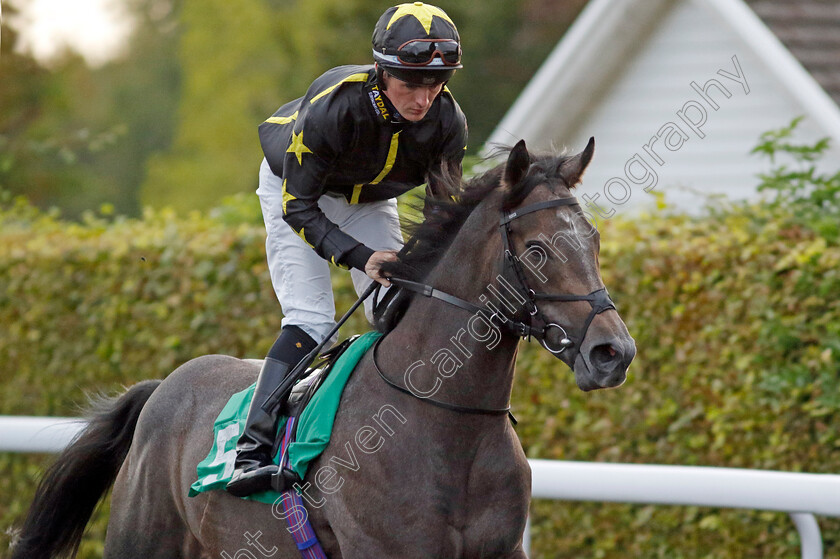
[381,208,520,411]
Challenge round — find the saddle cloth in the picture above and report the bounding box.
[188,331,382,503]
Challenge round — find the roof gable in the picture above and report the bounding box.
[484,0,840,212]
[486,0,840,151]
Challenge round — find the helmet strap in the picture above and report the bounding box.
[375,64,388,92]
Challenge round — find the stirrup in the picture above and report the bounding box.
[226,465,302,497]
[271,467,302,493]
[226,464,279,497]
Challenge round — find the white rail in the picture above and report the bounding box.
[2,417,838,557]
[529,459,840,516]
[0,416,86,453]
[526,459,840,558]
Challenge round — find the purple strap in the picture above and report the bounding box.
[280,418,328,559]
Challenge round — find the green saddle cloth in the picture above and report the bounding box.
[189,331,382,503]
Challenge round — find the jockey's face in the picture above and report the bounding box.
[382,72,444,122]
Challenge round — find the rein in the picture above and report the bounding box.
[370,335,515,422]
[374,196,616,418]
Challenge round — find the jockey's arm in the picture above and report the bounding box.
[279,138,377,272]
[281,184,376,272]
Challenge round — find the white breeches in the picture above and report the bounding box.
[257,158,403,344]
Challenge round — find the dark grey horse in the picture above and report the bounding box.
[11,139,635,559]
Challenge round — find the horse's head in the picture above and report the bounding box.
[381,138,634,391]
[496,138,636,391]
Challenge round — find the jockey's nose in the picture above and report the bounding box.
[415,88,433,108]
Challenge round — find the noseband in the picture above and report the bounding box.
[391,196,616,359]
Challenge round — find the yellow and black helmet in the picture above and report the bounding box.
[372,2,462,86]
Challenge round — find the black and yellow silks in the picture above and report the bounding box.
[258,64,467,271]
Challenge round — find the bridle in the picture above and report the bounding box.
[374,195,617,418]
[498,197,616,355]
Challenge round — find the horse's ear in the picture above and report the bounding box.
[504,139,531,190]
[558,136,595,188]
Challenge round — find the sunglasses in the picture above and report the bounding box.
[396,39,461,67]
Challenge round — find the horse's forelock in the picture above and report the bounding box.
[502,152,576,210]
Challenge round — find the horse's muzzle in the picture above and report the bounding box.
[573,334,636,391]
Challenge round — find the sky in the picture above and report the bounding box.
[8,0,134,66]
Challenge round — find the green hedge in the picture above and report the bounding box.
[520,203,840,557]
[1,185,838,557]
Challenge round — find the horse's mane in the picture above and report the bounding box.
[380,164,503,283]
[375,150,574,332]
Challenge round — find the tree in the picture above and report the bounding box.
[448,0,588,148]
[0,1,86,209]
[141,0,290,211]
[141,0,588,211]
[81,0,183,217]
[1,0,184,218]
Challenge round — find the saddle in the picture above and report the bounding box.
[266,335,360,491]
[279,334,359,418]
[259,287,408,493]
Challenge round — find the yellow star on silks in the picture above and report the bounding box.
[287,130,312,165]
[281,179,297,214]
[387,2,455,34]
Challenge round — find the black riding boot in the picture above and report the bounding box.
[226,325,316,497]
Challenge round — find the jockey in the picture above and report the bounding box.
[227,2,468,497]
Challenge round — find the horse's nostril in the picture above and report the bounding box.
[590,343,621,370]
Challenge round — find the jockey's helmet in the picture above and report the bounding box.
[372,2,462,87]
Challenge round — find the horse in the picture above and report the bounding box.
[11,138,635,559]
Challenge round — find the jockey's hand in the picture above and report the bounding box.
[365,250,398,287]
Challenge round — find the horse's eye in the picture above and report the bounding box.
[524,240,548,252]
[524,239,556,260]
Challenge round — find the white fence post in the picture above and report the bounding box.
[791,513,823,559]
